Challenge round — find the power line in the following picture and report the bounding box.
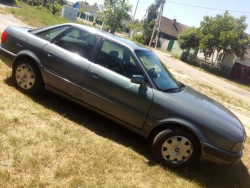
[166,4,184,24]
[167,1,250,14]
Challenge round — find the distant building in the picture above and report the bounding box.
[159,17,189,40]
[73,1,100,18]
[61,5,78,20]
[156,16,190,55]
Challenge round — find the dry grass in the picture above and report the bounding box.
[0,2,250,188]
[1,56,250,188]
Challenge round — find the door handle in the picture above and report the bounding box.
[92,73,99,78]
[47,52,53,57]
[90,69,100,78]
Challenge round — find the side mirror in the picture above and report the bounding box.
[131,75,147,90]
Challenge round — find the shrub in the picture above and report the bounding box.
[0,0,17,4]
[131,34,145,44]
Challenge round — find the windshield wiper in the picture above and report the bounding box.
[178,82,185,91]
[163,82,185,92]
[163,87,179,92]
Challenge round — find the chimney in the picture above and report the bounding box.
[173,19,177,25]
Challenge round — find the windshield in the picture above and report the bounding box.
[135,50,179,91]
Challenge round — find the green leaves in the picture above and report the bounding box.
[98,0,132,33]
[178,27,200,50]
[178,11,250,60]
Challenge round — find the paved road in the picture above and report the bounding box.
[154,50,250,104]
[0,6,29,33]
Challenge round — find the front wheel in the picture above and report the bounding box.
[12,58,44,94]
[152,127,199,167]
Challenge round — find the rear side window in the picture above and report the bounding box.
[36,26,70,41]
[55,28,98,59]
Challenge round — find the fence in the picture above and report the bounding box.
[77,12,103,25]
[229,62,250,85]
[181,52,231,77]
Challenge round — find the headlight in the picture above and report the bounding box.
[231,142,244,152]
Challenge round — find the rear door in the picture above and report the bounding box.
[40,27,98,100]
[85,39,153,128]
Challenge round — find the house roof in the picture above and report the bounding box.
[75,2,99,13]
[159,16,189,39]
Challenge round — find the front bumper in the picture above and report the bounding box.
[201,142,243,164]
[0,46,16,68]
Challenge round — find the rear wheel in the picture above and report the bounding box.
[12,58,44,94]
[152,127,199,167]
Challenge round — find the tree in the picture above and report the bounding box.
[92,3,98,8]
[178,27,200,50]
[49,0,62,15]
[98,0,132,34]
[84,0,89,5]
[43,0,47,6]
[147,0,161,23]
[127,19,141,32]
[178,11,250,62]
[139,0,161,44]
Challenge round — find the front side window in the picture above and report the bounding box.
[96,40,143,78]
[55,28,97,59]
[36,26,70,41]
[135,50,179,91]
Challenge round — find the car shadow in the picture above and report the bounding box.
[167,161,250,188]
[4,77,250,188]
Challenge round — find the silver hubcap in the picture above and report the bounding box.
[161,136,193,164]
[15,64,35,89]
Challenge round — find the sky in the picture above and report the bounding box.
[68,0,250,34]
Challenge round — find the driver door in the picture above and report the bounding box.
[84,39,153,129]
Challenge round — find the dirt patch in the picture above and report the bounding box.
[0,4,29,33]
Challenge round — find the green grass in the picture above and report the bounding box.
[3,1,98,28]
[0,72,249,188]
[0,3,250,188]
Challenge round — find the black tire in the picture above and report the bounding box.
[12,58,44,94]
[152,127,199,167]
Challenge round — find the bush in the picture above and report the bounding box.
[0,0,17,4]
[131,34,145,44]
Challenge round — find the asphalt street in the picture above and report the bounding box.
[154,50,250,104]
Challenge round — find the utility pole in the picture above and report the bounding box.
[155,0,165,49]
[133,0,139,21]
[140,9,148,31]
[128,0,139,37]
[148,0,165,47]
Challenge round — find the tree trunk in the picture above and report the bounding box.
[110,27,115,34]
[42,0,47,7]
[215,51,220,64]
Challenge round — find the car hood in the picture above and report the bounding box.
[154,86,245,135]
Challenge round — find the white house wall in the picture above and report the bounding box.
[197,50,205,60]
[61,5,78,21]
[159,38,170,50]
[235,57,250,66]
[221,53,235,67]
[171,41,184,56]
[198,48,250,68]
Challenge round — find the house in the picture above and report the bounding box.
[73,2,99,20]
[196,38,250,83]
[157,16,190,55]
[225,49,250,83]
[159,17,188,40]
[196,40,250,68]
